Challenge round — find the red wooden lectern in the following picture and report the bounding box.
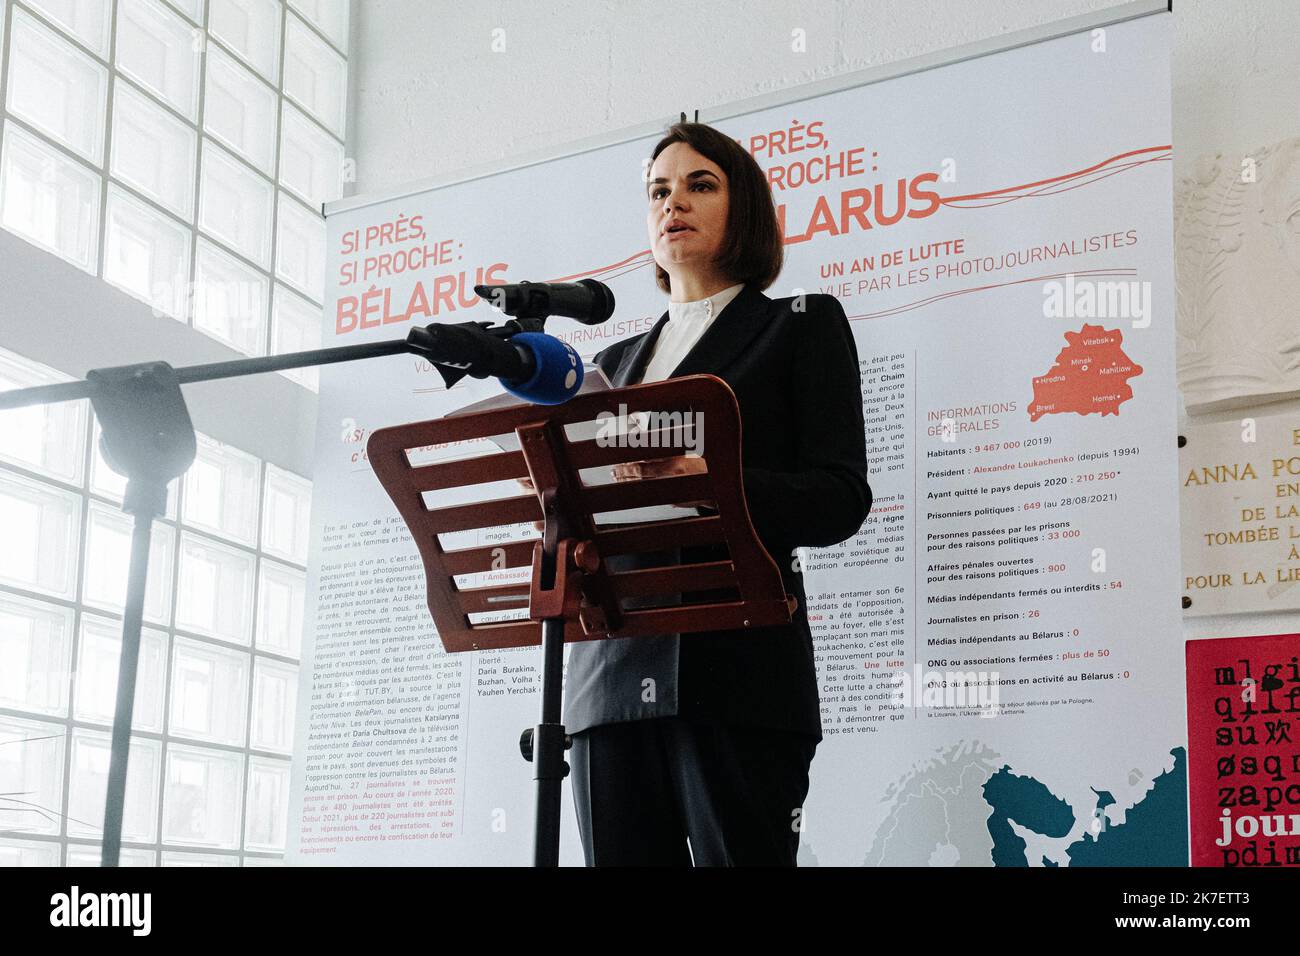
[366,374,794,866]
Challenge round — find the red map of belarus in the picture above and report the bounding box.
[1028,324,1142,422]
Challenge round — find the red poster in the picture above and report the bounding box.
[1186,633,1300,866]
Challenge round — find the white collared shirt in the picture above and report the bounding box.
[638,282,745,384]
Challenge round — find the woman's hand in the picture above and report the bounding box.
[611,456,713,508]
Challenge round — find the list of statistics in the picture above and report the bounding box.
[811,327,1152,739]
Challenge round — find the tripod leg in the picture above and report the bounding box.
[101,509,152,867]
[532,616,568,866]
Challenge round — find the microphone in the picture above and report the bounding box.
[406,323,583,404]
[474,279,615,325]
[500,333,584,405]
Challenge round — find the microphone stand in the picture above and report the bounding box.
[0,318,540,866]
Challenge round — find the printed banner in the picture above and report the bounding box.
[288,11,1183,866]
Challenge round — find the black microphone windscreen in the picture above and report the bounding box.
[574,279,615,325]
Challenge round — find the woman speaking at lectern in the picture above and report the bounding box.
[562,122,873,866]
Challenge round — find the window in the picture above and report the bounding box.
[0,0,343,863]
[0,344,313,865]
[1,0,348,389]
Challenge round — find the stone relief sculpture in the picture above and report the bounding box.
[1176,136,1300,412]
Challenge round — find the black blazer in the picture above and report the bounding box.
[561,283,873,742]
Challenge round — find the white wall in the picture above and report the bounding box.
[344,0,1300,195]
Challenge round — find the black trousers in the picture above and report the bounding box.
[569,716,818,866]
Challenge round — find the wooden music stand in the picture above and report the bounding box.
[367,373,794,866]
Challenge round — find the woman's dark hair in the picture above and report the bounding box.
[647,122,784,294]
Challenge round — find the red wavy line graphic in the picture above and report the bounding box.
[941,146,1170,203]
[943,155,1169,209]
[536,146,1170,284]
